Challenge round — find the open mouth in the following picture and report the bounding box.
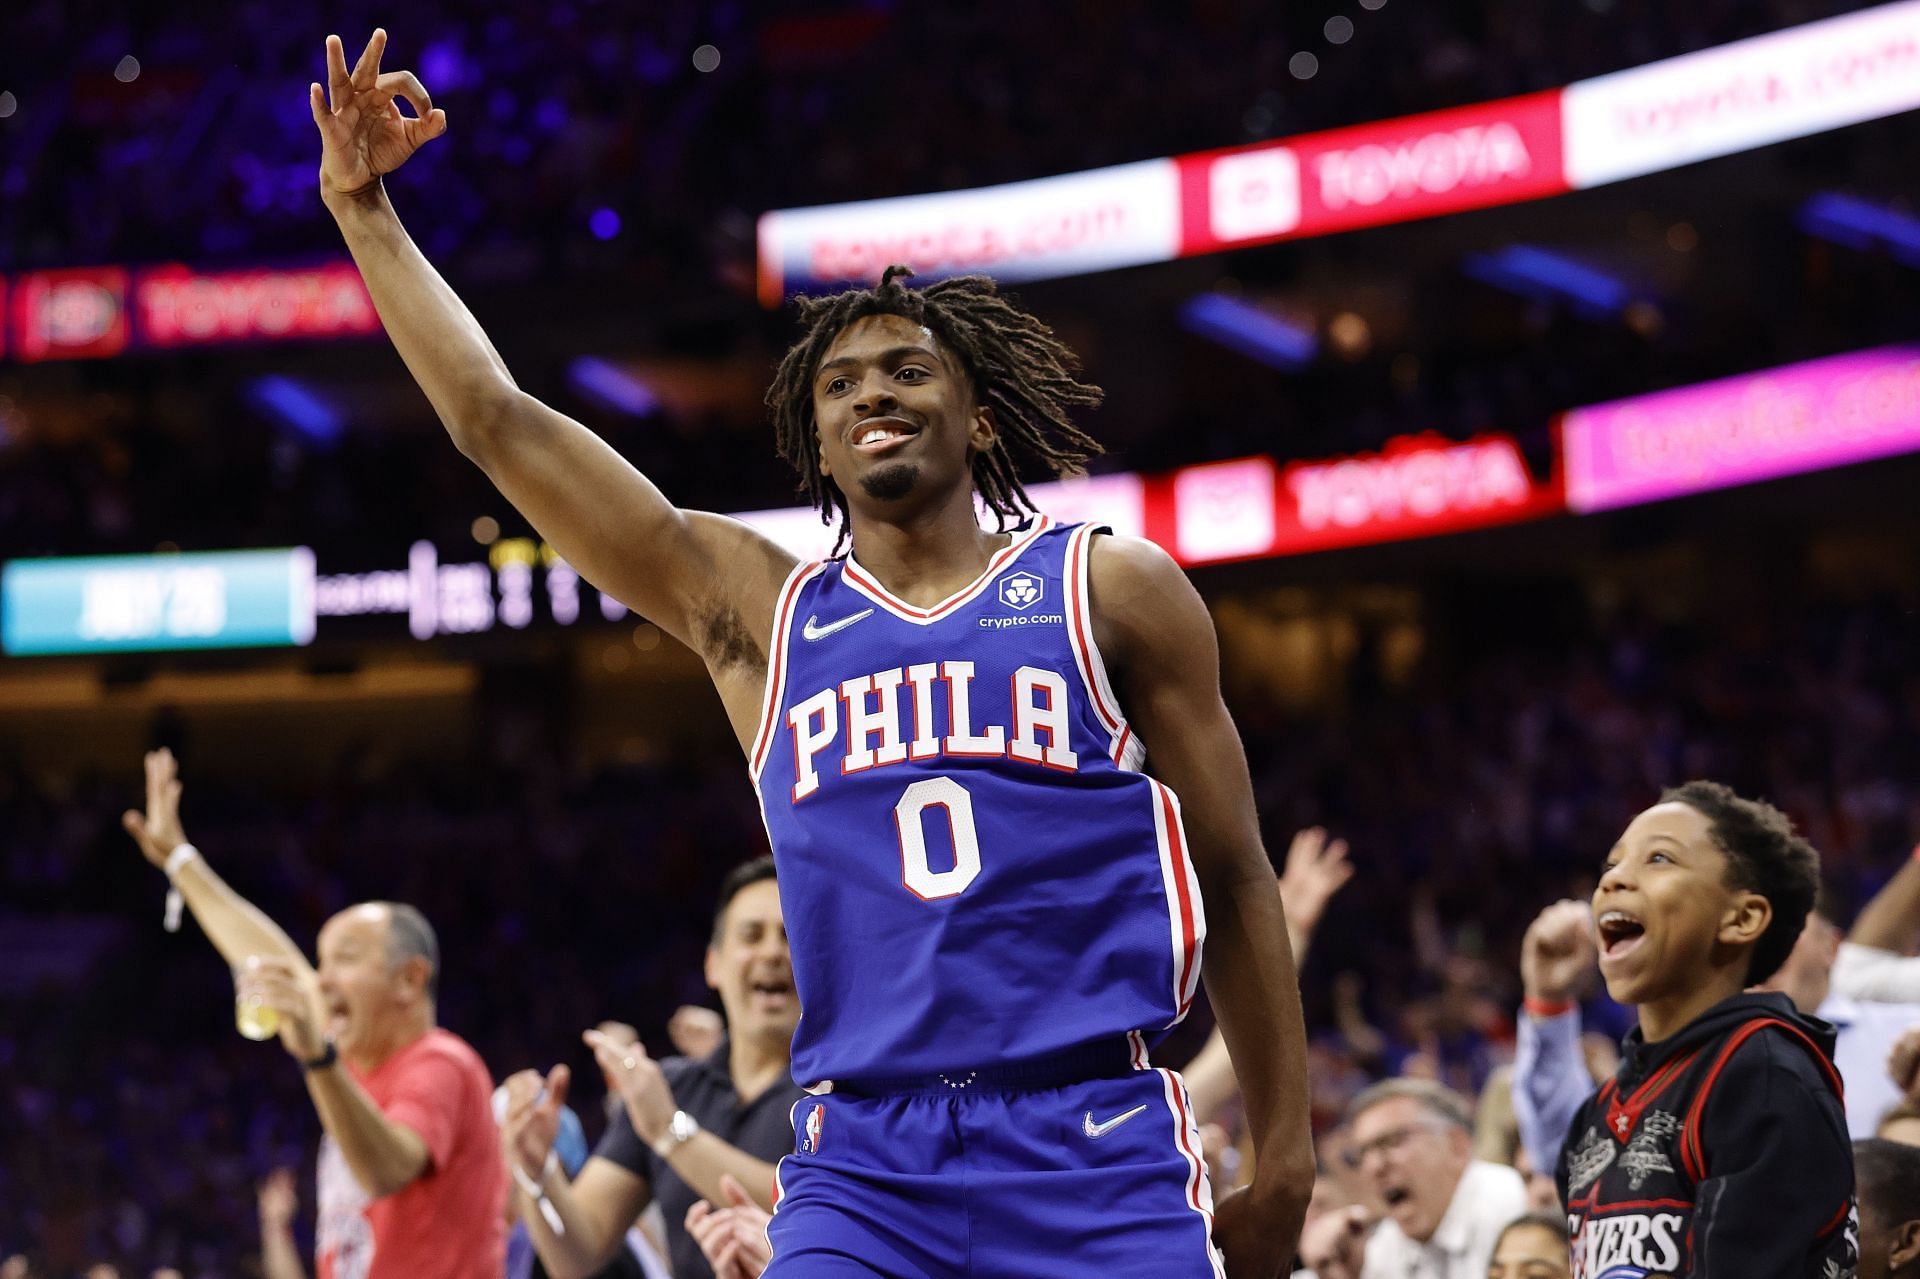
[1382,1186,1411,1209]
[1596,910,1647,960]
[851,418,920,454]
[750,978,793,1002]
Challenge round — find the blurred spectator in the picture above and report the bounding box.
[1856,1138,1920,1279]
[122,749,507,1279]
[1297,1078,1525,1279]
[1484,1212,1570,1279]
[1843,1136,1920,1275]
[498,858,802,1279]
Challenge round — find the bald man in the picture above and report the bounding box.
[125,750,505,1279]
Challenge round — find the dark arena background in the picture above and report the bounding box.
[5,1,1920,1276]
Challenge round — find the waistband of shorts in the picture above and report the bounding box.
[811,1037,1148,1098]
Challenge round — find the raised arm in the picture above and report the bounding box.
[1183,827,1353,1125]
[309,31,793,701]
[1091,535,1313,1279]
[123,749,311,976]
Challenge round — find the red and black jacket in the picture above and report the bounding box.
[1556,992,1856,1278]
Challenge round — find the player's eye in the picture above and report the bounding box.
[896,367,925,381]
[825,377,850,394]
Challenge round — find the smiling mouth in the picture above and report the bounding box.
[1597,910,1647,960]
[851,419,920,452]
[750,979,793,1000]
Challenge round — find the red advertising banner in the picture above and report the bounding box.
[136,263,381,347]
[1154,432,1565,565]
[12,267,132,362]
[1178,91,1568,255]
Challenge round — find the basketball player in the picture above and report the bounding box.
[308,29,1312,1277]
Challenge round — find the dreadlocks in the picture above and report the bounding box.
[767,265,1104,550]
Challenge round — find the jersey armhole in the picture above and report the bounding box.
[1063,523,1144,771]
[748,560,827,780]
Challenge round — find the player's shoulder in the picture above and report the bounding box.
[1083,529,1190,604]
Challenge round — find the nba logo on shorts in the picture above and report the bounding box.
[999,571,1043,610]
[801,1103,825,1154]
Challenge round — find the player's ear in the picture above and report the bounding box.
[703,945,722,994]
[970,403,998,454]
[1719,891,1771,949]
[1890,1217,1920,1270]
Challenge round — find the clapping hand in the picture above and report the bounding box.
[686,1175,773,1279]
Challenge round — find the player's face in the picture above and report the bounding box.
[811,313,995,514]
[1347,1097,1470,1244]
[1592,802,1766,1014]
[315,904,411,1055]
[1487,1224,1570,1279]
[706,879,797,1046]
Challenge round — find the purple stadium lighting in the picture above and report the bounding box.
[246,376,343,448]
[1462,245,1635,320]
[1799,193,1920,268]
[1178,292,1318,371]
[567,357,660,417]
[589,207,622,240]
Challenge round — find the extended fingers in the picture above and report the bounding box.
[350,29,387,91]
[326,35,351,96]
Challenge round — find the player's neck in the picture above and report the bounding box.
[845,489,1014,608]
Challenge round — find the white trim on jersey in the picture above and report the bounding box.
[840,516,1053,625]
[1061,522,1145,770]
[1128,1030,1150,1070]
[1157,1068,1228,1279]
[750,560,829,779]
[1149,779,1206,1023]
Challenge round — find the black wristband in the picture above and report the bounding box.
[302,1039,339,1072]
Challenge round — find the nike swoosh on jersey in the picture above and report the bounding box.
[801,609,874,641]
[1082,1104,1149,1139]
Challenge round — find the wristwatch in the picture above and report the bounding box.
[302,1039,339,1072]
[651,1109,700,1160]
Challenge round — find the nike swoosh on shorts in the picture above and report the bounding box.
[1083,1104,1149,1139]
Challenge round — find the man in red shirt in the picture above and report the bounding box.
[124,749,507,1279]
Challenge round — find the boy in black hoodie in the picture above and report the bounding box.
[1558,780,1856,1279]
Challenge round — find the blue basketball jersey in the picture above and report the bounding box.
[750,518,1206,1086]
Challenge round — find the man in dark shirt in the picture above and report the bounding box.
[501,858,805,1279]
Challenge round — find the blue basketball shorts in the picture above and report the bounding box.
[763,1066,1225,1279]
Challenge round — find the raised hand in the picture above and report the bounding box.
[669,1004,726,1060]
[1888,1026,1920,1098]
[238,957,328,1060]
[1522,899,1598,1005]
[1277,827,1354,938]
[1296,1204,1369,1279]
[499,1064,571,1181]
[309,29,446,199]
[257,1167,299,1234]
[584,1029,676,1146]
[686,1175,774,1279]
[122,748,189,869]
